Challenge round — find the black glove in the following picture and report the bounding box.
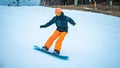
[40,25,45,28]
[73,23,76,26]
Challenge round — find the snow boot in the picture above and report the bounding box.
[53,49,60,55]
[42,46,49,52]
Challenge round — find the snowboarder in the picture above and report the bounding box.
[40,8,76,55]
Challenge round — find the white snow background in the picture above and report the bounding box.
[0,6,120,68]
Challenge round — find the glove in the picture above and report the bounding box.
[73,23,76,26]
[40,25,46,28]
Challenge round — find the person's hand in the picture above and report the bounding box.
[40,25,45,28]
[73,23,76,26]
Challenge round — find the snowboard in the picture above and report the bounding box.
[34,45,69,60]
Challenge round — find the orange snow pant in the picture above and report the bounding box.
[45,30,67,51]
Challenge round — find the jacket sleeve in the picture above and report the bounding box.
[42,17,56,28]
[66,17,76,26]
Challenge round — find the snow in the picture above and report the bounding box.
[0,6,120,68]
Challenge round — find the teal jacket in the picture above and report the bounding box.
[40,12,76,33]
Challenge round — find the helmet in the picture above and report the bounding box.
[55,8,62,13]
[55,8,62,16]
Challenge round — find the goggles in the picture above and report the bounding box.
[55,12,61,16]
